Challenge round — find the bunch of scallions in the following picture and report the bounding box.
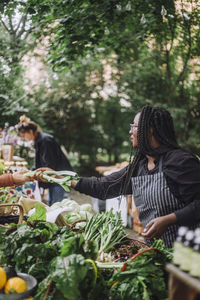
[84,209,127,260]
[25,170,79,192]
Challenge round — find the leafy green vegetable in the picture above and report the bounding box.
[151,238,173,261]
[50,253,108,300]
[35,253,108,300]
[108,240,172,300]
[25,171,36,177]
[33,274,57,300]
[27,203,47,221]
[0,221,70,281]
[84,209,127,256]
[50,254,92,300]
[42,171,79,192]
[0,209,171,300]
[25,170,79,192]
[61,232,98,260]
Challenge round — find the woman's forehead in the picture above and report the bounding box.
[133,112,141,123]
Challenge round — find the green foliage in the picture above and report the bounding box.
[1,0,200,170]
[0,221,69,279]
[61,233,98,261]
[0,0,37,127]
[109,239,172,300]
[0,221,108,300]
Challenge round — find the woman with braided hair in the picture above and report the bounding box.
[36,105,200,248]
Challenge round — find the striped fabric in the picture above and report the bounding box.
[131,157,199,248]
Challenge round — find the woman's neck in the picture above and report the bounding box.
[146,155,156,171]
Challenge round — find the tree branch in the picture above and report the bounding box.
[164,16,176,82]
[1,18,10,32]
[15,14,25,33]
[175,16,191,85]
[8,14,14,33]
[17,13,27,38]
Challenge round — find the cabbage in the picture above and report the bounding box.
[61,199,80,212]
[79,211,93,220]
[44,198,93,225]
[80,203,93,213]
[66,212,81,224]
[49,199,80,212]
[50,203,62,210]
[75,221,86,230]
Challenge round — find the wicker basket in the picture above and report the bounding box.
[0,203,25,225]
[69,219,86,233]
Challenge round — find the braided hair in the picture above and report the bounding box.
[121,105,180,195]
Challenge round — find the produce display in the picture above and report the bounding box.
[0,207,172,300]
[28,198,94,229]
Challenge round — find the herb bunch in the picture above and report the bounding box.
[84,209,127,257]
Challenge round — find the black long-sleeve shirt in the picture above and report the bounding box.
[34,132,73,188]
[75,149,200,226]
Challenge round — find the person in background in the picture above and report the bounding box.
[17,115,73,206]
[0,170,34,187]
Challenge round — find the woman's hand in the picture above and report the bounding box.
[12,170,34,185]
[142,213,177,239]
[71,180,78,188]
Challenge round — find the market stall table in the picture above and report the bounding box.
[166,264,200,300]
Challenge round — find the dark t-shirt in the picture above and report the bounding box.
[75,148,200,226]
[34,132,73,188]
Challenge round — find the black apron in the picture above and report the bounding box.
[131,156,187,248]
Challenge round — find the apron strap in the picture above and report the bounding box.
[158,155,164,173]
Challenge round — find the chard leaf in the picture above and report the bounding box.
[28,203,47,221]
[42,171,79,192]
[50,254,89,300]
[28,261,50,280]
[61,233,98,260]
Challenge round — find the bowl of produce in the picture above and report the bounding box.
[0,267,37,300]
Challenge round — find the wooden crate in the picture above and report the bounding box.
[127,194,143,234]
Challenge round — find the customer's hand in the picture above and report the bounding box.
[142,213,177,239]
[12,170,34,185]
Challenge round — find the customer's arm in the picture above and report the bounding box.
[0,170,33,187]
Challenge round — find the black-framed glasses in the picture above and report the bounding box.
[130,123,138,132]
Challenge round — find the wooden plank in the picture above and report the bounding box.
[166,264,200,293]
